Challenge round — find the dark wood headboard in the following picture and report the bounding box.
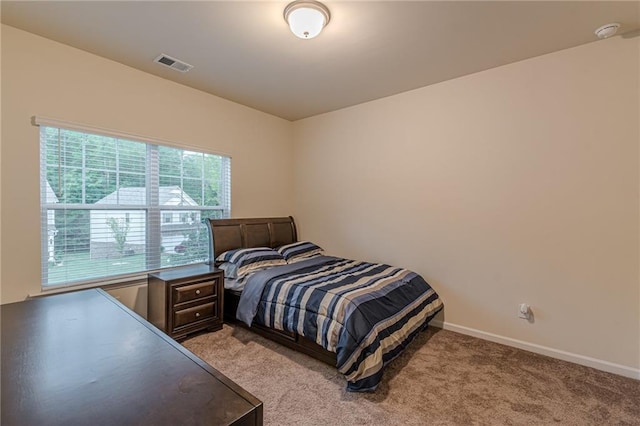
[206,216,298,263]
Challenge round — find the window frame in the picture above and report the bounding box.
[36,116,231,290]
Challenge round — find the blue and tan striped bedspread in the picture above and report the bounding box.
[236,256,443,391]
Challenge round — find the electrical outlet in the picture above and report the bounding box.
[518,303,530,319]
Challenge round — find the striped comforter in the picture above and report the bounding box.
[236,256,443,391]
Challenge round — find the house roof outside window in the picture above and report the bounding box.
[95,186,198,206]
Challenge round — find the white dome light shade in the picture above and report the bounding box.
[288,8,325,39]
[284,1,331,39]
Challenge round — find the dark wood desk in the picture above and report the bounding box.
[1,289,262,425]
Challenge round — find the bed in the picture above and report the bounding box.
[206,216,443,392]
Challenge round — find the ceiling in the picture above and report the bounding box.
[2,1,638,121]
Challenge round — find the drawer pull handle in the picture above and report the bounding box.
[195,289,201,295]
[195,312,201,318]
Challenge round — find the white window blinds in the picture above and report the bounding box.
[38,119,231,287]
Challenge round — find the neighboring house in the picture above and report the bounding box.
[90,186,200,259]
[45,181,58,263]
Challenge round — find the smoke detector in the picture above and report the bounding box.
[594,23,620,39]
[153,54,193,73]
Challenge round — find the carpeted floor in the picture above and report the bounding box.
[183,324,640,425]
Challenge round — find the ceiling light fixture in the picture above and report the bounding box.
[594,23,620,39]
[284,0,331,39]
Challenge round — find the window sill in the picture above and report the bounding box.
[30,263,210,299]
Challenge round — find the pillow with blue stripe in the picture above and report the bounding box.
[277,241,324,263]
[215,247,286,279]
[218,261,239,280]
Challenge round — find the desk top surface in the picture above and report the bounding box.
[1,289,261,425]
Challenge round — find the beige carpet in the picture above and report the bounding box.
[183,324,640,425]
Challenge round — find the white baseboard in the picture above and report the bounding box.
[430,320,640,380]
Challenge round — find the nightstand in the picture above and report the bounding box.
[148,264,224,341]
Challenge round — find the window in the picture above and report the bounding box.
[39,120,231,287]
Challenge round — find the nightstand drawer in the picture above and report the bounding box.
[174,301,217,328]
[173,280,217,304]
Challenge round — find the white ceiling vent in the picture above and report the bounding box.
[153,54,193,73]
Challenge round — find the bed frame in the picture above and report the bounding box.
[206,216,337,366]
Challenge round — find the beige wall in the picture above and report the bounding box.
[0,25,293,304]
[292,36,640,371]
